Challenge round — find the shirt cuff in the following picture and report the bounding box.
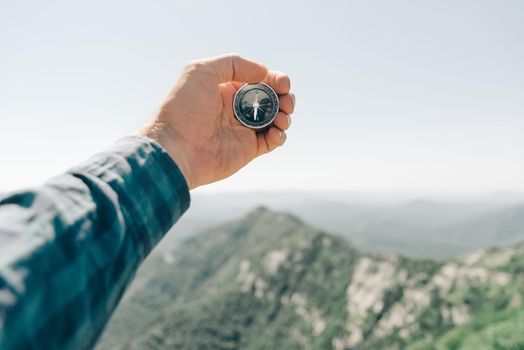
[69,135,191,257]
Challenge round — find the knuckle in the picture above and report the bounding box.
[281,95,294,113]
[217,53,240,68]
[226,53,241,63]
[229,53,241,71]
[277,114,290,130]
[184,60,207,73]
[283,75,291,89]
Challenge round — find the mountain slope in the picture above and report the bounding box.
[96,208,524,350]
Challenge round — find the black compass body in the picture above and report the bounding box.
[233,83,279,130]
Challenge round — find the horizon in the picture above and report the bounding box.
[183,189,524,210]
[3,185,524,203]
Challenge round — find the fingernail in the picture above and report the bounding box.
[281,130,286,142]
[287,114,292,127]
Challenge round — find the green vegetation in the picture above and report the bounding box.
[96,207,524,350]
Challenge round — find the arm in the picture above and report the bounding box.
[0,54,294,349]
[0,137,190,349]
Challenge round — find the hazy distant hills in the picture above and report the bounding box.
[318,201,524,259]
[166,192,524,259]
[97,208,524,350]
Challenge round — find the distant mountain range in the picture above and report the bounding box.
[166,192,524,259]
[97,208,524,350]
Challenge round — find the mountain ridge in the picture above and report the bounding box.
[97,208,524,350]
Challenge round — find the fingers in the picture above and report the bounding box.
[193,53,268,84]
[256,127,287,156]
[255,73,294,157]
[279,93,295,115]
[273,112,291,131]
[263,71,291,95]
[193,56,294,158]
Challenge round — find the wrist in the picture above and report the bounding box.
[139,123,195,190]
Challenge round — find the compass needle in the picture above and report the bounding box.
[253,92,259,120]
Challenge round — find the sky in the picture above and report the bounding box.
[1,0,523,195]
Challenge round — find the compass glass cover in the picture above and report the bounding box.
[234,84,278,129]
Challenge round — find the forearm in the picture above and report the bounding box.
[0,136,190,349]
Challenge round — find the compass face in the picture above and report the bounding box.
[233,83,279,129]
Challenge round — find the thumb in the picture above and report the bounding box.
[197,54,268,84]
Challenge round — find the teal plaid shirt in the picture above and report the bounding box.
[0,136,190,349]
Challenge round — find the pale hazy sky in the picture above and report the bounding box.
[1,0,523,194]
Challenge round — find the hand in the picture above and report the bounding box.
[140,54,295,190]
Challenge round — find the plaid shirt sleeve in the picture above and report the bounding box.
[0,136,191,350]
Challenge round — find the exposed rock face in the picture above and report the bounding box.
[263,249,288,275]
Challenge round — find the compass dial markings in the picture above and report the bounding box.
[233,83,279,129]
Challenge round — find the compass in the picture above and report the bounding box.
[233,83,279,130]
